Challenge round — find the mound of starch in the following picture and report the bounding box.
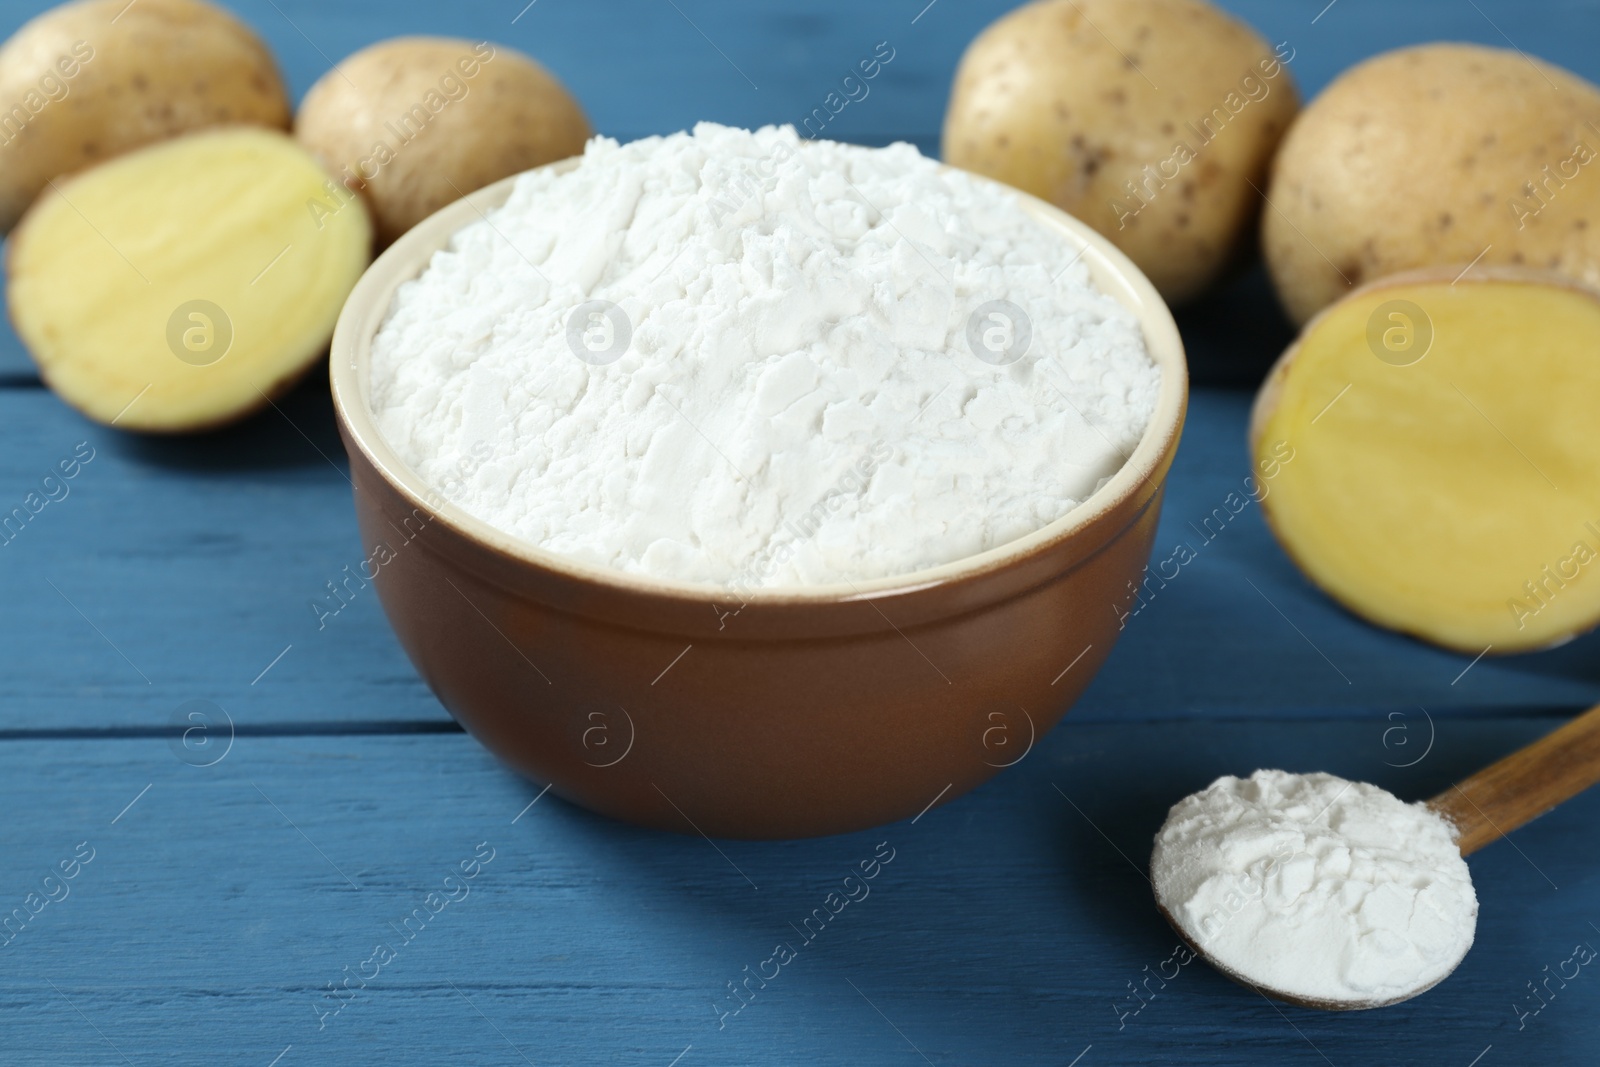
[369,123,1160,588]
[1151,769,1478,1007]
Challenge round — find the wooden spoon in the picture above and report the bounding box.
[1156,702,1600,1011]
[1428,702,1600,856]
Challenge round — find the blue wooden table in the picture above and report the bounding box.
[3,1,1599,1064]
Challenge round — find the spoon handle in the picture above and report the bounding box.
[1429,702,1600,856]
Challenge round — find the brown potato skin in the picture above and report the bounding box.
[1264,44,1600,325]
[295,37,590,247]
[942,0,1297,305]
[0,0,290,232]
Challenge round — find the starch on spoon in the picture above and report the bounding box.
[1151,769,1478,1007]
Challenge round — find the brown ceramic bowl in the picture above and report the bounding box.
[329,162,1187,839]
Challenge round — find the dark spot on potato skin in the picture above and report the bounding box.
[1107,88,1126,105]
[1161,121,1175,135]
[1055,102,1070,120]
[1175,212,1190,228]
[132,74,148,92]
[1576,219,1590,231]
[1064,133,1110,189]
[1511,251,1526,263]
[1439,212,1453,230]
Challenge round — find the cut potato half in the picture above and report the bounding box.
[1251,269,1600,654]
[8,126,371,432]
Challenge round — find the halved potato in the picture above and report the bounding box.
[8,126,371,432]
[1251,268,1600,653]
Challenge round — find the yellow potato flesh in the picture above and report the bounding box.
[8,127,371,431]
[1255,278,1600,653]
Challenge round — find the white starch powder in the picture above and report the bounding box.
[1151,769,1478,1007]
[369,124,1159,588]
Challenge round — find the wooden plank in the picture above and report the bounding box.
[0,3,1597,1067]
[1,384,1595,730]
[0,379,445,727]
[1,716,1595,1065]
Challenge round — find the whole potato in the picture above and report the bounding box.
[295,37,590,247]
[1264,44,1600,325]
[0,0,290,232]
[942,0,1298,305]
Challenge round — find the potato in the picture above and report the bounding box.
[8,127,371,433]
[1264,44,1600,325]
[295,36,590,247]
[1250,268,1600,654]
[941,0,1298,304]
[0,0,290,233]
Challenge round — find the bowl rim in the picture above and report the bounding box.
[329,154,1188,607]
